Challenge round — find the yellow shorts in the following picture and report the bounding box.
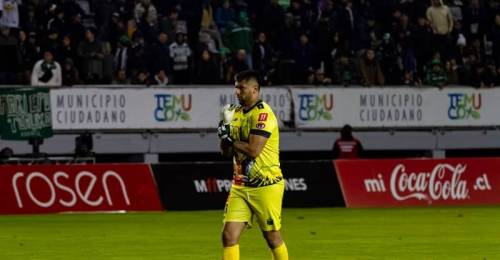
[223,181,285,231]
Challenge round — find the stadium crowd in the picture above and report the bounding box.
[0,0,499,87]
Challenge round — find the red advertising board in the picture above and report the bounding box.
[0,164,163,214]
[334,158,500,207]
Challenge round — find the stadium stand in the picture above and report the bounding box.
[0,0,498,86]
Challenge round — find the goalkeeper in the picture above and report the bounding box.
[218,70,288,260]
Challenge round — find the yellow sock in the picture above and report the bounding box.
[223,244,239,260]
[271,242,288,260]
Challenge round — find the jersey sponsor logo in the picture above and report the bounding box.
[258,113,268,121]
[256,122,266,129]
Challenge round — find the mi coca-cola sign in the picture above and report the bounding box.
[0,164,163,214]
[334,158,499,207]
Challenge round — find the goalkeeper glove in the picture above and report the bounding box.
[220,104,238,124]
[217,120,233,143]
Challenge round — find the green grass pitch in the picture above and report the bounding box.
[1,207,499,259]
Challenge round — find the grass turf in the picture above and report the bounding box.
[0,207,499,259]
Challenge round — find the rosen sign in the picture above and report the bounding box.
[0,164,162,214]
[334,158,499,207]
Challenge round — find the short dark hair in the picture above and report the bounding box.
[235,70,260,89]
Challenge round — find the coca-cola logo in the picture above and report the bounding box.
[363,163,492,202]
[12,170,130,208]
[390,164,469,201]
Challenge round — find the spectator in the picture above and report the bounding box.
[61,58,80,86]
[252,32,274,83]
[462,0,488,42]
[101,12,127,51]
[426,0,454,58]
[335,0,359,51]
[358,13,381,50]
[197,30,219,55]
[424,58,447,87]
[114,35,131,77]
[134,0,159,44]
[20,4,40,34]
[0,0,498,88]
[194,49,220,84]
[288,0,316,33]
[468,38,484,62]
[134,0,158,27]
[308,67,332,86]
[169,32,192,84]
[159,9,179,40]
[31,49,62,86]
[180,0,203,48]
[113,69,130,85]
[78,28,104,83]
[292,33,316,84]
[225,49,249,83]
[200,1,224,51]
[332,125,364,159]
[377,33,403,85]
[395,13,418,85]
[479,60,498,88]
[215,0,236,34]
[58,34,77,64]
[412,16,434,82]
[359,49,384,86]
[101,42,114,84]
[132,69,150,85]
[312,8,336,75]
[258,0,285,48]
[65,13,86,48]
[128,31,150,79]
[41,29,60,58]
[0,26,21,84]
[47,8,65,33]
[333,53,358,86]
[445,58,460,85]
[461,51,480,85]
[93,0,120,28]
[152,69,169,86]
[224,11,253,68]
[276,12,300,60]
[0,0,20,28]
[57,0,84,20]
[18,30,38,84]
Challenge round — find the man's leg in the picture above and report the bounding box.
[222,222,246,260]
[248,182,287,259]
[222,186,252,260]
[263,230,288,260]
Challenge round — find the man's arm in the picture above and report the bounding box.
[233,134,267,159]
[220,140,233,157]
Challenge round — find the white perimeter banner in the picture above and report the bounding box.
[51,87,292,130]
[292,87,500,128]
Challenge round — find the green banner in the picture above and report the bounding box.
[0,88,53,140]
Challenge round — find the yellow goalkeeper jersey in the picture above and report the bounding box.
[230,100,283,187]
